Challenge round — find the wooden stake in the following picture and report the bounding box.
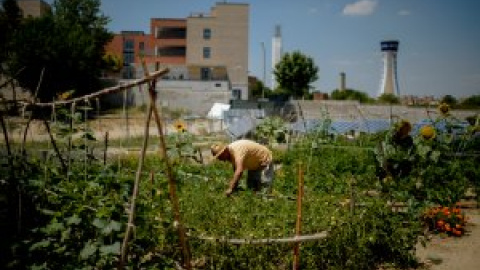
[141,60,192,269]
[104,131,109,166]
[119,98,153,268]
[19,69,168,107]
[293,162,304,270]
[0,111,13,178]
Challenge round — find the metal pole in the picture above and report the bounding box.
[261,42,266,99]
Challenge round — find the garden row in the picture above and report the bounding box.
[1,104,479,269]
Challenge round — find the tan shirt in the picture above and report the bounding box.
[228,140,272,170]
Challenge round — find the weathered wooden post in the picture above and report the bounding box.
[293,162,304,270]
[141,60,192,269]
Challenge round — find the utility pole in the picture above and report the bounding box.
[261,42,266,99]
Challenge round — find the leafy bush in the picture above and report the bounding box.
[375,104,478,207]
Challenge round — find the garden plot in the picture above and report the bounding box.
[1,102,479,269]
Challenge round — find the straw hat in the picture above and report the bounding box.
[211,143,228,159]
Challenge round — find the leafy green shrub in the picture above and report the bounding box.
[375,105,478,207]
[305,201,422,270]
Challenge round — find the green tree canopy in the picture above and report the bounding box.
[249,79,270,100]
[440,94,458,106]
[273,51,318,99]
[460,95,480,108]
[4,0,112,102]
[330,88,373,103]
[0,0,22,70]
[377,93,400,104]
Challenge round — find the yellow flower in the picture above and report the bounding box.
[395,120,412,139]
[438,103,450,116]
[58,90,74,101]
[420,125,436,140]
[173,120,187,133]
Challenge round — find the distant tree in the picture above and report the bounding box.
[0,0,22,71]
[440,95,457,106]
[460,95,480,109]
[249,79,270,100]
[6,0,112,102]
[377,93,400,104]
[273,51,318,99]
[330,88,373,103]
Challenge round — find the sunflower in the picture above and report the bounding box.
[173,120,187,133]
[438,103,450,116]
[58,90,74,101]
[395,120,412,139]
[420,125,436,140]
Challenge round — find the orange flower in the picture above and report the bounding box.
[436,220,445,228]
[444,223,451,231]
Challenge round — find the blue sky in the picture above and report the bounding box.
[46,0,480,98]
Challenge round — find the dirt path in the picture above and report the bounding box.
[415,209,480,270]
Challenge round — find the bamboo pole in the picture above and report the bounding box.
[103,131,109,166]
[118,101,153,268]
[349,177,356,214]
[197,231,328,245]
[293,162,304,270]
[141,61,192,269]
[123,89,130,147]
[149,171,154,199]
[41,115,67,173]
[0,111,13,178]
[19,69,168,107]
[21,67,45,156]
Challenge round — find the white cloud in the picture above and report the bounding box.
[342,0,378,16]
[398,9,411,16]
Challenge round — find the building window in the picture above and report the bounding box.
[156,27,186,39]
[139,42,145,52]
[203,28,211,39]
[201,67,211,81]
[203,47,211,59]
[123,52,134,65]
[232,89,242,100]
[157,46,186,56]
[215,83,221,87]
[124,39,134,52]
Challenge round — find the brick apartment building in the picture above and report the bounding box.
[106,2,249,100]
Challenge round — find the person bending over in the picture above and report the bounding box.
[211,139,274,196]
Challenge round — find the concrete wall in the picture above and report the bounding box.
[295,100,479,123]
[103,79,231,116]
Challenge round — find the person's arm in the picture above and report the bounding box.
[225,160,244,196]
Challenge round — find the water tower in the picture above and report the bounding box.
[379,40,400,96]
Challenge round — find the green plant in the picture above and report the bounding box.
[254,116,288,145]
[374,104,477,207]
[3,109,479,269]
